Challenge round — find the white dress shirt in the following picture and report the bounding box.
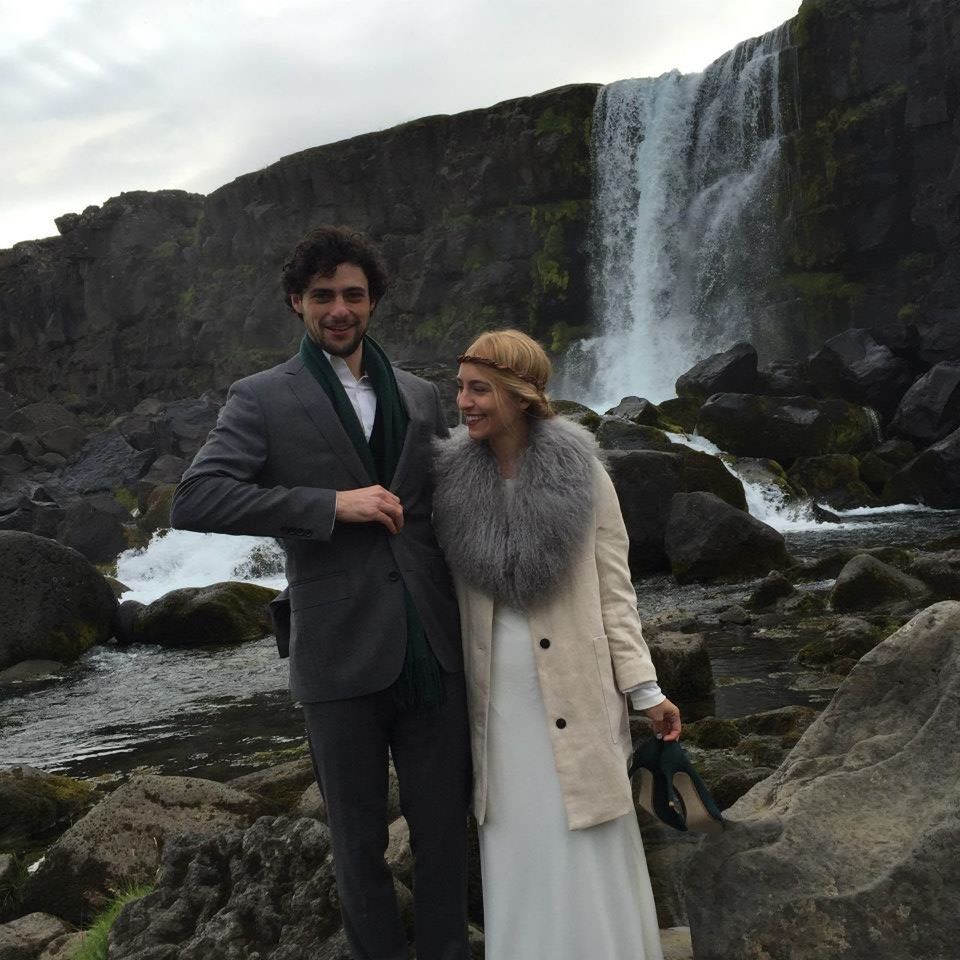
[326,351,377,440]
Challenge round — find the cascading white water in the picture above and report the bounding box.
[116,530,286,603]
[559,23,794,409]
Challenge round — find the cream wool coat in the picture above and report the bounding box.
[452,458,657,831]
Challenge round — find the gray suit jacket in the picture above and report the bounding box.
[170,354,462,703]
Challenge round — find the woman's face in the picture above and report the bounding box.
[456,363,527,444]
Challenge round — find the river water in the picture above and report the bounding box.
[2,501,957,783]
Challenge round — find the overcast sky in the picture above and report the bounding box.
[0,0,801,250]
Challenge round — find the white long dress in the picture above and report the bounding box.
[478,601,665,960]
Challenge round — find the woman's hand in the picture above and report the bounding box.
[643,698,681,742]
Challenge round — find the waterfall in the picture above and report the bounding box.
[559,22,795,410]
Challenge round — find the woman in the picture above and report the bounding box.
[432,329,681,960]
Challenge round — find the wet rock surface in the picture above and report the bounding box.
[0,531,116,671]
[685,602,960,960]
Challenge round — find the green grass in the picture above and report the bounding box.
[69,884,155,960]
[0,854,29,921]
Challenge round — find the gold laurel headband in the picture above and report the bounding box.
[456,353,544,389]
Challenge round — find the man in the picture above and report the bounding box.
[170,225,471,960]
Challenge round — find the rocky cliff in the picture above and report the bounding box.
[0,85,597,412]
[775,0,959,361]
[0,0,957,416]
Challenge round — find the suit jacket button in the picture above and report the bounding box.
[388,571,400,582]
[539,638,550,649]
[555,718,566,729]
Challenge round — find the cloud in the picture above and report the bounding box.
[0,0,800,248]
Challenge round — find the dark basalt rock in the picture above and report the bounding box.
[830,554,930,612]
[604,396,661,425]
[595,417,675,451]
[696,393,879,464]
[130,581,277,647]
[889,359,960,446]
[756,360,813,398]
[807,328,913,419]
[664,491,790,584]
[607,449,747,574]
[1,85,598,414]
[786,454,878,509]
[675,342,758,401]
[108,817,343,960]
[0,531,116,671]
[882,425,960,508]
[55,494,132,564]
[61,430,156,495]
[685,602,960,960]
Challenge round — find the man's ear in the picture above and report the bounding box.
[290,293,303,316]
[369,298,378,314]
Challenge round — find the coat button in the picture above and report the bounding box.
[388,571,400,582]
[539,638,550,649]
[555,718,566,729]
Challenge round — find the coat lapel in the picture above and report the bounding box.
[390,375,426,495]
[284,357,372,487]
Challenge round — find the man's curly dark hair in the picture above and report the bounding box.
[281,225,389,311]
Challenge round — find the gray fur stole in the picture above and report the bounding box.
[432,416,598,608]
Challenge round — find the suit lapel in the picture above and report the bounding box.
[390,376,425,494]
[284,357,372,487]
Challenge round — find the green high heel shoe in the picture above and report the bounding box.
[628,737,726,834]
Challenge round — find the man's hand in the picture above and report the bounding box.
[335,486,404,534]
[643,698,682,742]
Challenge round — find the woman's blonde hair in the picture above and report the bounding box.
[458,329,555,420]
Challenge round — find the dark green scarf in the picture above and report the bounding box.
[299,333,444,710]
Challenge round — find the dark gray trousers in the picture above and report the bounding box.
[302,671,471,960]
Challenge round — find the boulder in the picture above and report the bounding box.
[907,550,960,600]
[55,494,131,564]
[227,756,316,813]
[696,394,878,463]
[883,425,960,507]
[675,342,758,401]
[0,914,73,960]
[807,328,913,419]
[604,396,660,425]
[0,531,116,671]
[139,483,177,533]
[38,425,86,459]
[646,632,713,702]
[796,617,886,674]
[60,430,155,495]
[3,402,79,436]
[608,450,747,574]
[107,817,341,960]
[786,454,878,509]
[665,492,790,583]
[162,397,222,459]
[0,481,64,539]
[136,455,187,510]
[0,766,96,849]
[684,602,960,960]
[915,306,960,366]
[830,555,930,612]
[130,581,277,647]
[755,360,812,397]
[552,400,601,432]
[748,571,796,608]
[656,397,701,433]
[22,774,261,925]
[889,360,960,446]
[596,418,675,451]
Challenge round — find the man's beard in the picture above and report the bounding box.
[310,322,365,358]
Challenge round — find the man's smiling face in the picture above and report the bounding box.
[290,262,375,362]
